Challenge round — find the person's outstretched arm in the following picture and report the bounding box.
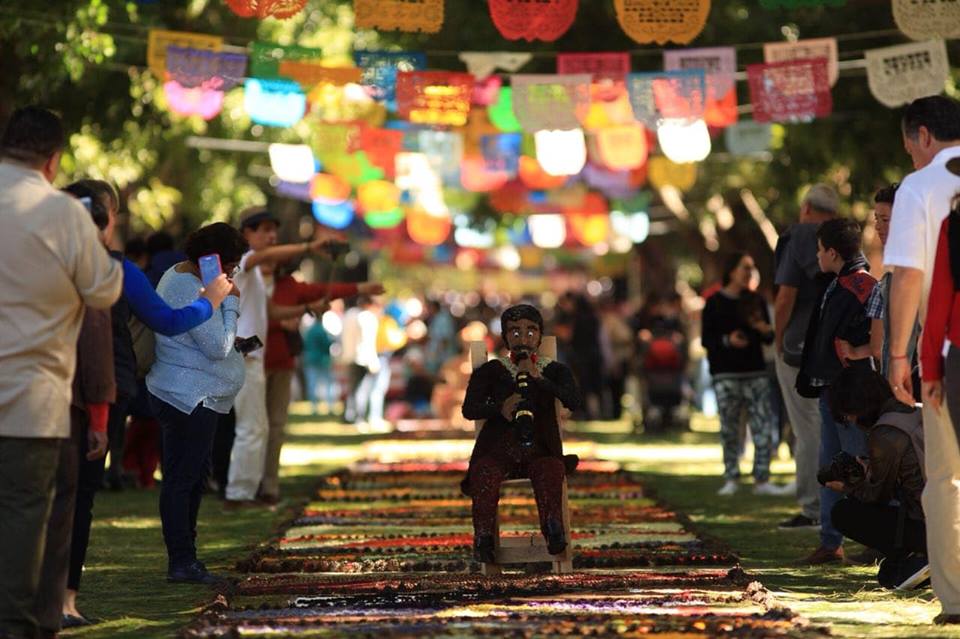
[122,259,229,336]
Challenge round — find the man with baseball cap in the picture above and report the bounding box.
[885,95,960,625]
[224,206,343,509]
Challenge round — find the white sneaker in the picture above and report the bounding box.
[717,480,738,496]
[753,482,789,496]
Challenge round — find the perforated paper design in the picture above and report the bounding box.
[510,74,592,132]
[892,0,960,41]
[647,156,697,191]
[865,39,950,108]
[592,124,648,171]
[459,52,532,79]
[225,0,308,19]
[354,0,444,33]
[355,51,427,111]
[746,59,832,123]
[396,71,474,127]
[627,70,707,127]
[759,0,845,7]
[163,82,224,120]
[481,133,522,176]
[763,38,839,86]
[165,47,247,91]
[354,127,405,178]
[557,52,631,83]
[278,63,361,88]
[663,47,736,99]
[614,0,710,45]
[417,130,465,186]
[724,121,772,156]
[250,41,323,79]
[147,29,222,79]
[487,0,578,42]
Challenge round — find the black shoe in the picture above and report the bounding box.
[61,613,95,628]
[878,553,931,590]
[777,513,820,531]
[167,560,223,585]
[846,547,884,566]
[473,534,496,563]
[545,518,567,556]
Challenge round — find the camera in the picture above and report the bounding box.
[513,367,535,449]
[816,451,866,486]
[322,240,350,259]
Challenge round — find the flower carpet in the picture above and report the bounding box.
[184,458,830,637]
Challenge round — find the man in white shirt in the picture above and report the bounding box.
[224,208,341,507]
[884,96,960,625]
[0,107,123,639]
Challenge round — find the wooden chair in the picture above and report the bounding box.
[469,336,573,575]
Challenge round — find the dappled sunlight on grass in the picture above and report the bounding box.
[94,516,160,530]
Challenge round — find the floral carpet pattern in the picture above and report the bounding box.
[185,458,829,638]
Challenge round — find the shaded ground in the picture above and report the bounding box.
[61,407,960,638]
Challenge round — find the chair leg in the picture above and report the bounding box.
[482,562,502,576]
[554,559,573,574]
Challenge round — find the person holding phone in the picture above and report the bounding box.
[146,223,248,584]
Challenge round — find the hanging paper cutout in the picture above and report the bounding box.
[703,88,738,128]
[147,29,222,79]
[534,129,587,177]
[225,0,308,19]
[488,87,523,132]
[364,207,405,229]
[354,51,427,111]
[764,38,839,86]
[459,52,533,79]
[568,213,611,247]
[310,173,352,203]
[746,59,832,123]
[528,214,567,249]
[250,41,322,79]
[510,74,592,132]
[162,82,224,120]
[865,39,950,108]
[275,180,313,202]
[278,63,361,89]
[307,83,386,127]
[481,133,522,176]
[165,47,247,91]
[518,155,568,190]
[657,119,711,164]
[487,0,578,42]
[592,124,648,170]
[461,108,500,154]
[663,47,736,101]
[557,52,631,83]
[354,0,444,33]
[357,180,401,214]
[614,0,710,45]
[268,144,315,183]
[354,127,405,178]
[312,200,355,229]
[325,151,384,187]
[312,124,359,163]
[472,76,502,107]
[243,78,306,127]
[724,120,773,156]
[581,164,635,199]
[893,0,960,41]
[396,71,474,127]
[406,208,452,246]
[460,154,510,192]
[417,130,464,186]
[627,70,707,127]
[648,156,697,191]
[395,152,447,216]
[582,85,636,130]
[610,210,650,245]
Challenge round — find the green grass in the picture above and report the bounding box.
[62,409,960,638]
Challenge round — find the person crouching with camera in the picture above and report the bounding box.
[825,365,928,590]
[461,304,582,564]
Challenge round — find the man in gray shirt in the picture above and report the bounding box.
[772,184,837,535]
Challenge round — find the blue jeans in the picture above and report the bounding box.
[303,364,335,408]
[151,395,219,568]
[818,389,867,549]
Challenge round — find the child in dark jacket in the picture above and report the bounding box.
[797,217,881,565]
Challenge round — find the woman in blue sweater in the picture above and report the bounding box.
[147,222,247,585]
[60,181,233,626]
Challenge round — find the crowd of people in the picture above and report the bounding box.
[2,93,960,638]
